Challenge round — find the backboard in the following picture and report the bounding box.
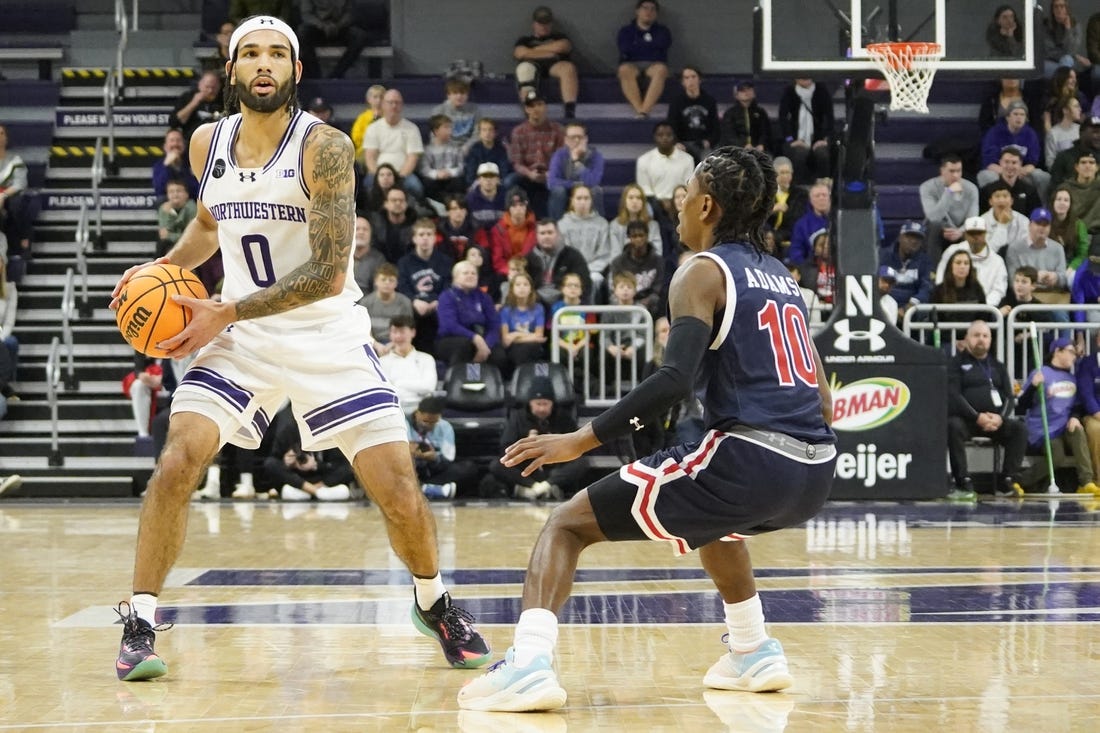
[756,0,1042,77]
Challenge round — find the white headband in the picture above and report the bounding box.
[228,16,300,60]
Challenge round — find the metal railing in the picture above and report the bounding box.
[89,138,107,249]
[45,337,63,467]
[1004,304,1100,387]
[550,305,654,408]
[901,304,1006,362]
[73,204,94,317]
[60,269,79,392]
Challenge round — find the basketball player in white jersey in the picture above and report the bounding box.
[108,16,490,681]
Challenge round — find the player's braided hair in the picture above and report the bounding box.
[695,146,778,252]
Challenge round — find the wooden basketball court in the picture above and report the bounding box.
[0,497,1097,731]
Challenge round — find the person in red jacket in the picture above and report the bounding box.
[487,187,538,276]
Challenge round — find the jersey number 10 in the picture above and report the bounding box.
[757,300,817,388]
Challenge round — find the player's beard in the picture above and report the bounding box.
[235,75,296,114]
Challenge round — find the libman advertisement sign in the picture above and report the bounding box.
[815,275,947,500]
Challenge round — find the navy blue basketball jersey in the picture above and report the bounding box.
[693,242,834,443]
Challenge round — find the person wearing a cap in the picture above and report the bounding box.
[777,78,834,185]
[108,15,491,680]
[668,66,720,163]
[978,100,1049,200]
[466,161,507,232]
[513,6,579,120]
[978,145,1042,217]
[487,376,586,501]
[1050,115,1100,190]
[487,187,538,276]
[919,154,978,261]
[1005,207,1069,304]
[875,266,900,324]
[616,0,672,118]
[362,89,426,201]
[935,215,1008,306]
[979,178,1030,258]
[879,221,933,320]
[1053,149,1100,232]
[509,93,564,217]
[463,118,515,189]
[306,96,334,126]
[1018,337,1100,495]
[296,0,370,79]
[718,79,771,156]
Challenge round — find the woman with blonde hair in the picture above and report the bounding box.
[608,183,661,254]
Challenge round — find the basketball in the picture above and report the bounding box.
[115,263,208,357]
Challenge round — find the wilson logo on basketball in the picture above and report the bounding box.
[831,377,910,432]
[125,306,153,340]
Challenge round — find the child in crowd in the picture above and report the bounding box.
[419,114,466,204]
[500,256,529,303]
[431,78,481,152]
[466,162,506,232]
[463,117,515,189]
[602,271,647,389]
[359,262,414,353]
[157,178,197,257]
[438,194,478,262]
[610,219,664,317]
[499,271,548,369]
[551,272,595,370]
[398,218,454,351]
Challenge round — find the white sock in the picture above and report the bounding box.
[130,593,158,625]
[413,574,447,611]
[204,465,221,490]
[238,472,253,488]
[724,595,768,653]
[512,608,558,667]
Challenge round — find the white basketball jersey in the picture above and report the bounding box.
[198,110,364,334]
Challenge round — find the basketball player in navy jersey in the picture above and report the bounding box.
[458,146,837,712]
[107,16,489,681]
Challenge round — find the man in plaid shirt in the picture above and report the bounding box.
[509,91,564,217]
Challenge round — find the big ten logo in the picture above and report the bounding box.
[805,514,911,559]
[125,306,153,339]
[833,275,886,352]
[835,443,913,488]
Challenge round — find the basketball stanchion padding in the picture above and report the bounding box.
[866,41,943,114]
[115,263,209,357]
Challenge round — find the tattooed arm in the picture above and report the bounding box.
[235,125,355,320]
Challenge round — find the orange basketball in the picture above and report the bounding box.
[115,263,208,357]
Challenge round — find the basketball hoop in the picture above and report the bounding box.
[865,42,943,114]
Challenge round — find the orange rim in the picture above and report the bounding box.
[866,42,942,71]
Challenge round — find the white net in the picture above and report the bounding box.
[866,42,943,114]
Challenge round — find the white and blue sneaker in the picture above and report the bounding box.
[703,637,793,692]
[457,647,567,712]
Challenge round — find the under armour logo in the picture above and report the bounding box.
[239,171,256,182]
[629,416,644,431]
[259,18,275,24]
[833,318,886,352]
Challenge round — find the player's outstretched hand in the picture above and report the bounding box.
[501,425,600,477]
[109,256,172,310]
[155,295,235,358]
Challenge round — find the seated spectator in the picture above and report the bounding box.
[513,6,579,120]
[1046,96,1083,169]
[547,121,605,220]
[603,271,648,387]
[936,216,1008,307]
[466,162,507,233]
[1077,328,1100,483]
[156,179,196,258]
[488,187,537,277]
[1042,66,1088,128]
[1018,338,1099,494]
[438,194,477,262]
[557,184,610,297]
[669,66,720,162]
[987,5,1024,58]
[0,255,17,394]
[1050,115,1100,190]
[616,0,672,118]
[169,71,223,143]
[419,114,466,204]
[932,251,988,327]
[509,92,564,217]
[978,140,1045,212]
[407,396,478,499]
[124,354,181,443]
[979,78,1026,135]
[526,218,591,305]
[1044,1,1090,77]
[920,154,979,263]
[981,102,1047,200]
[369,186,414,264]
[778,78,834,185]
[435,260,508,372]
[261,406,354,501]
[877,266,899,324]
[200,19,234,74]
[789,180,831,265]
[1000,266,1045,371]
[499,256,530,304]
[362,90,425,200]
[350,83,386,163]
[462,244,501,296]
[608,184,662,259]
[1056,149,1100,231]
[0,124,40,265]
[352,214,384,293]
[1049,188,1090,282]
[464,118,516,189]
[297,0,370,79]
[610,220,664,317]
[360,162,400,215]
[799,229,835,313]
[979,180,1030,258]
[359,262,413,351]
[718,79,772,154]
[306,97,338,129]
[635,121,695,219]
[486,376,587,500]
[378,314,438,415]
[398,218,452,351]
[151,129,198,201]
[766,156,806,253]
[1005,209,1070,308]
[879,221,934,322]
[657,184,689,283]
[946,320,1027,500]
[1070,233,1100,324]
[551,272,596,368]
[500,271,548,369]
[431,78,481,152]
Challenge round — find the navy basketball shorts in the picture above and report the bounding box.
[587,426,838,555]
